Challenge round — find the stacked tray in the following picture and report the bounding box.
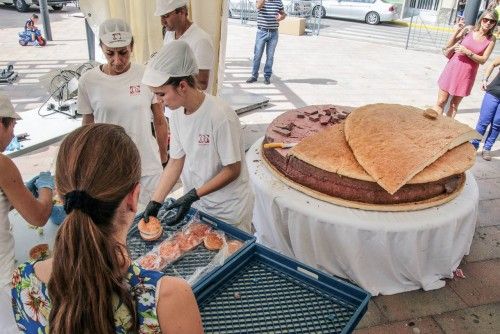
[194,244,370,334]
[126,199,255,287]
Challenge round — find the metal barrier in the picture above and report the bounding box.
[404,10,456,52]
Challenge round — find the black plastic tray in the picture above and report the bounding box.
[194,244,370,334]
[126,199,255,287]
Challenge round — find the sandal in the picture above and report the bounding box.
[482,150,492,161]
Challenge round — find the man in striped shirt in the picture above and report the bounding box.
[246,0,286,85]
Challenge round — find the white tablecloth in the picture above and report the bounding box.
[247,138,479,296]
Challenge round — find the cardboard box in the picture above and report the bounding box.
[278,17,306,36]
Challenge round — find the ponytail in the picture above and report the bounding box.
[48,124,141,333]
[48,211,136,333]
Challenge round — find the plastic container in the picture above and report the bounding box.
[194,243,371,334]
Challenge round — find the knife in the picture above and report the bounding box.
[263,142,298,149]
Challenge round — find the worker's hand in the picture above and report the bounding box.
[34,171,54,191]
[25,175,39,198]
[164,188,199,225]
[143,200,163,223]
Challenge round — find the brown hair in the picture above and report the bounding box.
[475,9,499,37]
[0,117,15,128]
[48,124,141,334]
[165,75,197,89]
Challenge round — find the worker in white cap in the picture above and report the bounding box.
[141,41,254,233]
[77,18,169,207]
[0,93,53,333]
[155,0,214,92]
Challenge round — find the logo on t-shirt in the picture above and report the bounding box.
[199,134,210,145]
[129,85,141,96]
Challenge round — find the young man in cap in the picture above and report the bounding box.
[155,0,214,91]
[77,18,168,206]
[142,41,254,233]
[246,0,286,85]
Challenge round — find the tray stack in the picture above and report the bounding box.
[194,244,370,334]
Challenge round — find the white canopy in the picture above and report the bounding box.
[79,0,227,95]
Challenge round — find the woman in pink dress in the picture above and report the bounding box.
[435,10,497,118]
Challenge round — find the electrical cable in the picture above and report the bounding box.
[37,63,96,117]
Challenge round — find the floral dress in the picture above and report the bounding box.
[11,261,164,334]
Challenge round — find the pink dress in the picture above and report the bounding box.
[438,33,492,97]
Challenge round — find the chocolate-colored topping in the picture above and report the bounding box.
[304,109,318,116]
[309,114,320,122]
[272,128,291,136]
[320,115,332,125]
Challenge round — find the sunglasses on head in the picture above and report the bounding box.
[482,17,497,24]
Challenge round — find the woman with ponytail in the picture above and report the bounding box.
[11,124,203,334]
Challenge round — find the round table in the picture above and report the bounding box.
[246,138,479,296]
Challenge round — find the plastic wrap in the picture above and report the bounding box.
[133,210,244,286]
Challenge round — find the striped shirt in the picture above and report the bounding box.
[257,0,284,30]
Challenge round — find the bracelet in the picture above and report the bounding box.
[468,51,474,57]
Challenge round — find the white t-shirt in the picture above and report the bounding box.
[163,23,215,118]
[77,63,162,176]
[169,94,253,226]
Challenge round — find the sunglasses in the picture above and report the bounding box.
[482,17,497,24]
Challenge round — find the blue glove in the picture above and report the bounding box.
[34,171,54,191]
[25,175,39,198]
[50,205,66,225]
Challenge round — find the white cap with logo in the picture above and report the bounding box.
[0,93,21,120]
[155,0,189,16]
[142,40,199,88]
[98,18,133,48]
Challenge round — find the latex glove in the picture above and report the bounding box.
[34,171,54,190]
[50,205,66,225]
[164,188,199,226]
[143,200,163,223]
[25,176,39,198]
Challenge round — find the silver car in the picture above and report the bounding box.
[312,0,398,25]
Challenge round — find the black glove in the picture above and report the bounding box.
[143,200,163,222]
[164,188,199,225]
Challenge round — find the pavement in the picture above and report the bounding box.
[1,5,499,333]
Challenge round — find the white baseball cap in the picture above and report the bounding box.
[142,40,199,87]
[155,0,189,16]
[0,93,21,120]
[98,18,133,48]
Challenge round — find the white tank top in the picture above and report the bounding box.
[0,189,15,286]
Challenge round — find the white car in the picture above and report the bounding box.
[0,0,71,12]
[312,0,398,25]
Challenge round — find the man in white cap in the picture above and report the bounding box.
[77,18,168,206]
[141,41,254,233]
[155,0,214,91]
[0,93,53,334]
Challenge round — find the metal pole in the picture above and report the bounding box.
[405,11,413,50]
[463,0,482,25]
[85,19,95,61]
[38,0,52,41]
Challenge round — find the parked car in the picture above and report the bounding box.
[312,0,398,25]
[0,0,72,12]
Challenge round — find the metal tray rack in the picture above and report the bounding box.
[126,199,255,286]
[194,244,370,334]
